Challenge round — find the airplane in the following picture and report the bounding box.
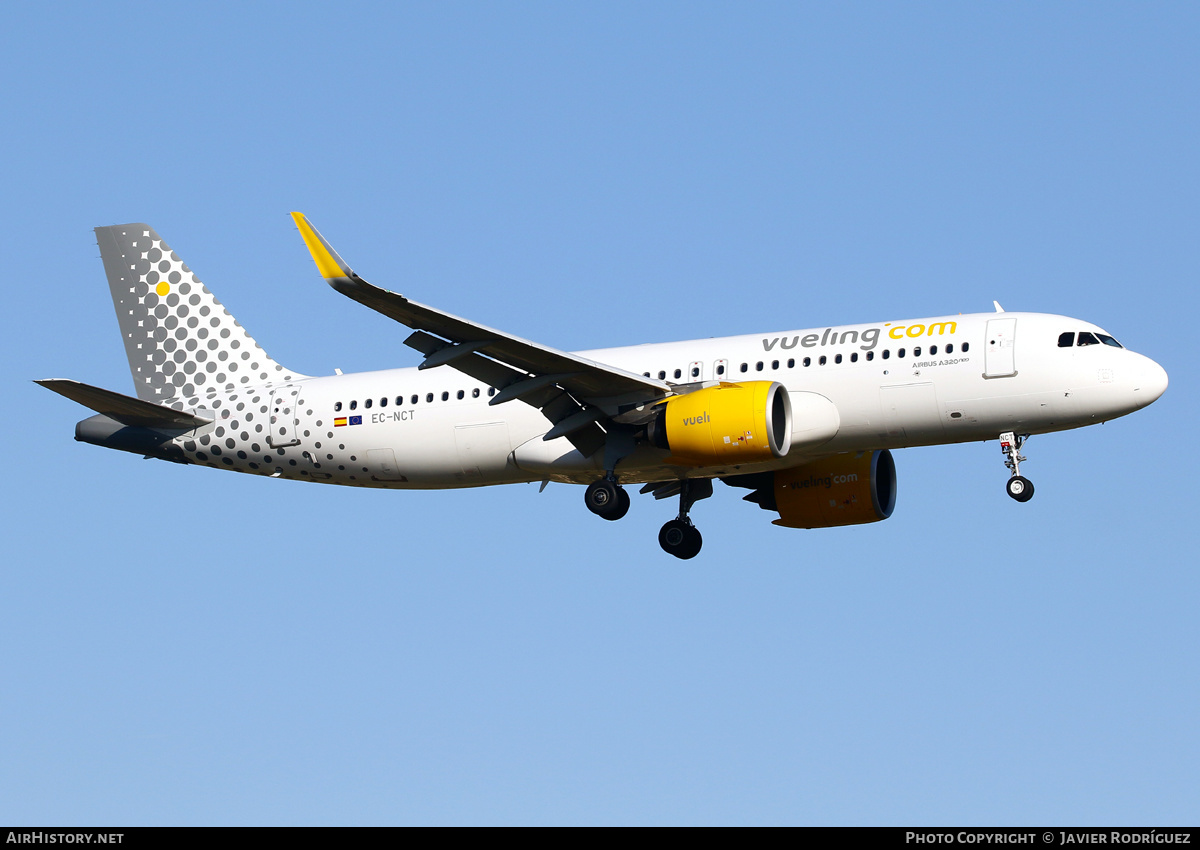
[38,214,1169,559]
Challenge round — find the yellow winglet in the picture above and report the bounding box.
[291,212,354,280]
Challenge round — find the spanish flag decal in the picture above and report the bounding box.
[334,417,348,427]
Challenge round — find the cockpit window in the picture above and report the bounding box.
[1077,332,1100,346]
[1058,332,1075,348]
[1097,333,1123,348]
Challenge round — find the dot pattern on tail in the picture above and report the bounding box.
[95,224,300,403]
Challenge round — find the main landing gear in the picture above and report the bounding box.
[584,477,630,521]
[658,479,712,560]
[583,475,712,559]
[999,431,1034,503]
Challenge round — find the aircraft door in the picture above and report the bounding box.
[984,318,1018,378]
[881,382,944,440]
[455,422,512,480]
[687,361,703,382]
[713,359,729,380]
[267,386,301,447]
[366,448,407,481]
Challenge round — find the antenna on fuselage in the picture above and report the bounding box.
[993,301,1005,312]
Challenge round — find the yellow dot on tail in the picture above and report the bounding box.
[156,281,170,297]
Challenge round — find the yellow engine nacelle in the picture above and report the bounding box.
[649,381,792,467]
[771,450,896,528]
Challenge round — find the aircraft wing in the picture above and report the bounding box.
[292,213,672,456]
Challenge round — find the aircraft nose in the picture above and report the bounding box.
[1132,357,1168,408]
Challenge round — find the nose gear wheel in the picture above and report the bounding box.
[1006,475,1034,502]
[999,431,1034,502]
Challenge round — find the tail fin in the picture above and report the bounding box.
[95,223,304,402]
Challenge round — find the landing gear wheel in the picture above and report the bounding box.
[1006,475,1034,502]
[585,479,629,520]
[614,486,631,519]
[659,519,703,559]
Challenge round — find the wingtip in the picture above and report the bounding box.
[291,212,353,280]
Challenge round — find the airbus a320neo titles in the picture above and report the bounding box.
[39,214,1168,558]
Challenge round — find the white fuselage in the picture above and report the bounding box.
[175,311,1166,490]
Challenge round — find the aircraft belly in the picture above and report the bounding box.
[513,434,601,474]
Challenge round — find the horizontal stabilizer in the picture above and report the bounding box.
[35,379,211,430]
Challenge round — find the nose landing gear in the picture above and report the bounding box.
[658,478,712,559]
[1000,431,1034,502]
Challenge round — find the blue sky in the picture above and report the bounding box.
[2,2,1197,825]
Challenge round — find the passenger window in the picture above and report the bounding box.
[1077,332,1100,346]
[866,351,874,361]
[334,401,342,412]
[488,387,496,396]
[803,357,811,367]
[365,398,373,409]
[835,354,842,364]
[929,345,936,356]
[472,388,480,398]
[819,355,827,366]
[755,361,763,371]
[457,390,464,399]
[411,394,419,405]
[349,400,357,410]
[913,347,921,357]
[658,370,666,380]
[380,397,387,407]
[673,368,682,379]
[643,372,650,377]
[716,364,725,375]
[1058,332,1075,348]
[1097,334,1123,348]
[945,344,953,354]
[787,359,794,368]
[850,352,858,362]
[898,348,906,358]
[691,367,699,378]
[740,363,748,373]
[962,342,970,352]
[882,350,890,360]
[441,391,449,401]
[771,360,779,370]
[395,396,403,406]
[426,393,433,403]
